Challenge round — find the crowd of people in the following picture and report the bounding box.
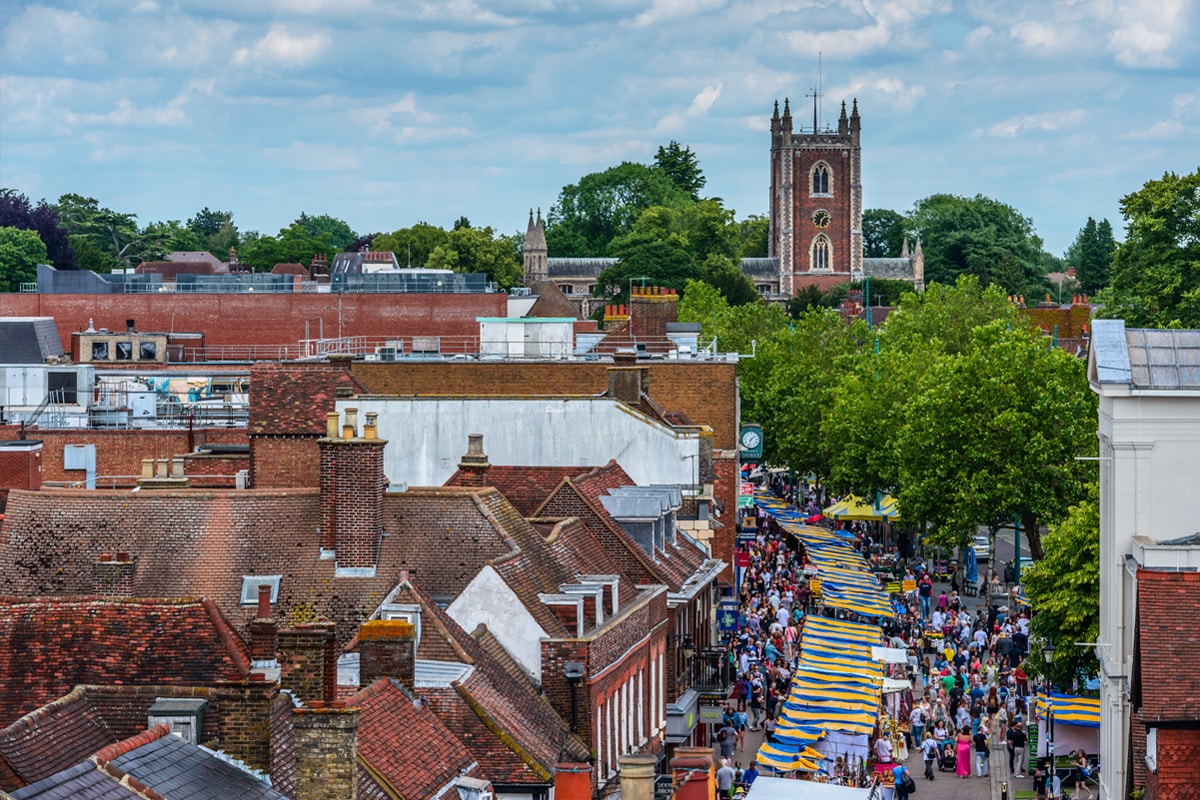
[714,483,1096,800]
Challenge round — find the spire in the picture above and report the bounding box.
[781,97,792,134]
[901,236,909,259]
[914,237,923,257]
[849,97,860,136]
[838,100,848,135]
[782,97,791,119]
[525,208,546,252]
[773,100,780,120]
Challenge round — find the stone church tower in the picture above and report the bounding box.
[522,208,548,285]
[769,97,863,295]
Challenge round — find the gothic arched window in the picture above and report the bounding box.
[812,235,831,271]
[811,162,831,196]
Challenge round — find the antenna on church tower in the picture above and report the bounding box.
[818,52,823,131]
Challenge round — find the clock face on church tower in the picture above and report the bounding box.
[812,209,831,228]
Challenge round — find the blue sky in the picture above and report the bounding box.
[1,0,1197,256]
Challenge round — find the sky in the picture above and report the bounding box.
[1,0,1198,257]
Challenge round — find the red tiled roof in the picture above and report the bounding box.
[445,467,579,516]
[347,678,476,799]
[1134,569,1200,722]
[383,579,588,783]
[269,263,310,277]
[0,597,250,728]
[248,365,368,436]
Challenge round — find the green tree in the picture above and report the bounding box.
[862,208,907,258]
[0,226,49,291]
[1024,482,1099,688]
[371,223,450,268]
[895,318,1096,558]
[53,193,144,269]
[425,244,459,272]
[654,141,706,199]
[238,222,334,272]
[188,207,233,238]
[0,189,75,269]
[1064,217,1116,295]
[546,162,690,257]
[908,193,1049,295]
[139,220,203,261]
[296,213,356,252]
[787,285,831,317]
[445,225,523,289]
[701,253,758,306]
[1098,169,1200,327]
[737,214,769,258]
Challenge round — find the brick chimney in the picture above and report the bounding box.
[293,705,359,800]
[319,409,387,572]
[607,365,648,410]
[553,763,592,800]
[456,434,490,487]
[91,553,135,596]
[357,619,417,691]
[619,754,657,800]
[279,622,337,704]
[249,585,278,665]
[629,286,678,340]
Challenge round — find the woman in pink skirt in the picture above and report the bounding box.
[955,726,973,779]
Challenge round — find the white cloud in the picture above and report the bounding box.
[981,108,1087,137]
[1010,20,1063,51]
[629,0,726,27]
[964,25,994,49]
[1107,0,1188,67]
[688,84,723,116]
[1125,119,1184,139]
[784,23,891,59]
[233,25,329,68]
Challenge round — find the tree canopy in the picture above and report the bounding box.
[1098,168,1200,327]
[0,226,49,291]
[1064,217,1116,295]
[863,208,906,258]
[0,189,74,269]
[908,193,1049,296]
[654,141,707,199]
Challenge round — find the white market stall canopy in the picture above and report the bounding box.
[745,776,874,800]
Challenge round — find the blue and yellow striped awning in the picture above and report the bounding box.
[1035,693,1100,728]
[755,742,824,773]
[823,494,900,521]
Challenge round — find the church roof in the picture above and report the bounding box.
[863,258,916,280]
[740,258,779,278]
[546,258,616,279]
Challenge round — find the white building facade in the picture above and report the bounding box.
[1089,320,1200,799]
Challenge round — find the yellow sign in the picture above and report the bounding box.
[886,582,901,594]
[902,579,917,592]
[810,580,822,598]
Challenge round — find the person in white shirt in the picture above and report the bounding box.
[875,734,894,764]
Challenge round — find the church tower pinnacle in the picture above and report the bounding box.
[522,207,548,286]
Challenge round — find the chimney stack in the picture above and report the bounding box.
[319,408,388,570]
[670,747,714,800]
[279,622,337,704]
[91,552,135,596]
[357,619,417,691]
[607,365,648,410]
[293,705,360,800]
[456,433,491,487]
[629,285,678,341]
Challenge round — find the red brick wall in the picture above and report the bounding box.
[250,437,320,488]
[0,428,247,487]
[793,273,853,293]
[541,588,667,783]
[0,446,41,492]
[0,293,507,351]
[793,148,853,274]
[180,452,249,488]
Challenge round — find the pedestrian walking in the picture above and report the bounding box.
[973,722,990,777]
[1007,721,1028,777]
[920,731,939,781]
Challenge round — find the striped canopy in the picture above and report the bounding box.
[755,742,825,773]
[822,494,900,521]
[1035,693,1100,728]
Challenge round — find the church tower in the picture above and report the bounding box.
[769,95,863,295]
[522,208,548,286]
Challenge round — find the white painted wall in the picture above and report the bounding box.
[1095,388,1200,799]
[479,319,573,358]
[339,396,701,488]
[447,565,548,680]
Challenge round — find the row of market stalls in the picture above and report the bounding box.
[750,495,904,793]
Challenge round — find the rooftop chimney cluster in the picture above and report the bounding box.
[319,408,387,573]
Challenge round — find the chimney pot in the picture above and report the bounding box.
[117,551,130,562]
[326,411,339,439]
[100,552,112,562]
[257,584,273,619]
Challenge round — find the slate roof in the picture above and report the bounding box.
[10,725,287,800]
[740,258,780,279]
[0,688,117,791]
[1133,569,1200,722]
[862,257,916,280]
[0,598,250,729]
[0,318,65,363]
[248,364,369,435]
[546,258,616,279]
[346,678,477,800]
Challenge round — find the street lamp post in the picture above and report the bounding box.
[1042,642,1056,792]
